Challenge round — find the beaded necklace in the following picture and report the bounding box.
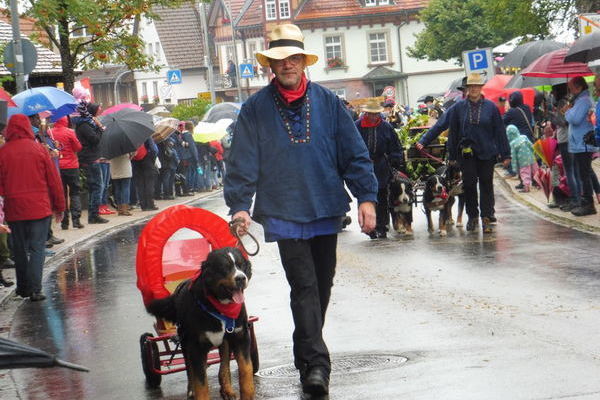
[273,92,311,144]
[468,98,483,125]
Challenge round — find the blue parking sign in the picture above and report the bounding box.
[467,50,488,70]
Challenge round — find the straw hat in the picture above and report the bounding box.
[256,24,319,67]
[362,99,384,113]
[466,73,486,86]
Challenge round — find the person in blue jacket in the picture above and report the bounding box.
[447,73,511,233]
[356,99,404,238]
[224,24,376,396]
[566,76,597,216]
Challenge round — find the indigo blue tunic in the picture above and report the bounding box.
[224,81,377,225]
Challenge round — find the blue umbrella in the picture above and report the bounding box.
[9,87,77,122]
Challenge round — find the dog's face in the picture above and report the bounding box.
[390,178,414,212]
[197,247,252,305]
[427,175,446,197]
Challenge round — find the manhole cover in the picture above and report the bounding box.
[256,354,408,378]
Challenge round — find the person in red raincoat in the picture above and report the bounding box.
[0,114,65,301]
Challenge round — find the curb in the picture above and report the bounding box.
[0,190,223,307]
[494,171,600,235]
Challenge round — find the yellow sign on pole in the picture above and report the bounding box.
[197,92,211,101]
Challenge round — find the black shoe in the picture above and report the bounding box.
[466,218,478,231]
[15,289,31,298]
[515,183,524,190]
[72,220,84,229]
[45,242,53,248]
[47,236,65,245]
[302,366,329,395]
[88,216,109,224]
[61,224,69,230]
[368,231,378,240]
[547,202,560,209]
[488,216,497,224]
[376,231,387,239]
[142,206,159,211]
[481,217,493,234]
[560,201,577,212]
[571,202,597,217]
[29,292,46,302]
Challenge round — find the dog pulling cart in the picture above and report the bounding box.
[136,205,259,388]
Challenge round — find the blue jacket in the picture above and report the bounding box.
[447,98,510,161]
[566,90,597,153]
[355,118,403,189]
[503,91,534,143]
[224,81,377,223]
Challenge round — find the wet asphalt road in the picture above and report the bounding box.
[4,190,600,400]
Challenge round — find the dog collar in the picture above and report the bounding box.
[197,298,237,333]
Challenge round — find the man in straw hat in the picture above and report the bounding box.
[224,23,377,395]
[356,99,404,239]
[446,73,511,233]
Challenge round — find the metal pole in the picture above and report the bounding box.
[225,1,243,101]
[199,2,216,104]
[9,0,25,93]
[113,69,130,105]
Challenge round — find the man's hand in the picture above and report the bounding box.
[54,212,64,224]
[502,158,511,168]
[358,202,376,234]
[231,210,251,236]
[0,224,10,234]
[415,142,424,151]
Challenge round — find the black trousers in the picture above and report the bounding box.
[574,152,593,201]
[277,234,337,375]
[459,157,495,219]
[376,186,389,233]
[132,162,158,210]
[60,168,82,224]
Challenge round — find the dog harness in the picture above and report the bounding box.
[196,297,240,333]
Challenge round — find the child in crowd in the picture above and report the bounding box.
[506,124,539,192]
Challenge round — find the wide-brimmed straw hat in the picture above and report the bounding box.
[466,73,486,86]
[362,99,384,113]
[256,24,319,67]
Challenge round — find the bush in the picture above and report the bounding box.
[171,98,211,121]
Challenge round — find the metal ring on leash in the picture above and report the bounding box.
[229,219,260,257]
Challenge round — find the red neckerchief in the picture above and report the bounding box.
[206,295,243,319]
[360,115,382,128]
[189,268,243,319]
[273,73,308,104]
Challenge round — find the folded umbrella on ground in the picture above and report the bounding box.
[0,337,88,372]
[99,108,154,159]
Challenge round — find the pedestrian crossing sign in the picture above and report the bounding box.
[239,63,254,79]
[167,69,182,85]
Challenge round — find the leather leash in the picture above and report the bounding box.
[229,218,260,257]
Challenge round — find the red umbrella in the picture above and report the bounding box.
[533,167,552,201]
[0,88,17,107]
[532,137,558,167]
[101,103,142,116]
[521,48,593,78]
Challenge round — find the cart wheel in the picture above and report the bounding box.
[140,332,162,388]
[249,323,259,373]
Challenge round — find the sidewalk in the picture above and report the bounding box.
[494,158,600,234]
[0,189,222,306]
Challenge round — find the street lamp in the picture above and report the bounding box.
[113,68,131,105]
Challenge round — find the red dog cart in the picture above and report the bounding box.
[136,205,259,388]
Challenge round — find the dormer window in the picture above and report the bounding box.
[365,0,376,5]
[366,0,390,5]
[279,0,290,19]
[266,0,290,20]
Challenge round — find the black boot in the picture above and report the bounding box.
[88,215,109,224]
[61,214,69,230]
[571,197,597,216]
[72,219,84,229]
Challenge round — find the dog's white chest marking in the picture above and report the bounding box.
[204,322,225,347]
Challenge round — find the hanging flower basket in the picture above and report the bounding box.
[326,57,345,69]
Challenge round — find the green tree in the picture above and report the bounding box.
[5,0,192,92]
[407,0,563,63]
[171,98,211,121]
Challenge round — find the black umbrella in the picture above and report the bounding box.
[417,92,445,102]
[505,73,567,89]
[202,102,241,123]
[99,109,155,159]
[499,40,566,69]
[0,337,89,371]
[564,31,600,64]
